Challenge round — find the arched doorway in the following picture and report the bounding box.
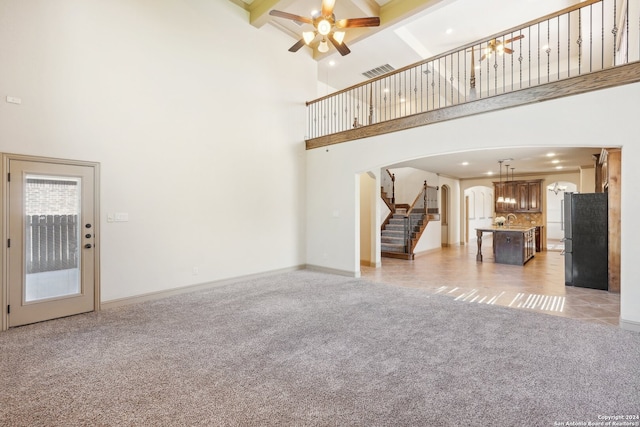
[464,185,493,245]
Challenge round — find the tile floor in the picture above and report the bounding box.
[360,240,620,327]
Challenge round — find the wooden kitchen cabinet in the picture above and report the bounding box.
[494,180,542,213]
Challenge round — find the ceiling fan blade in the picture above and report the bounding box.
[337,17,381,28]
[269,10,313,25]
[504,34,525,44]
[321,0,336,17]
[329,34,351,56]
[288,39,306,53]
[503,47,514,54]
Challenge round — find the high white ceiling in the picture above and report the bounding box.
[232,0,603,179]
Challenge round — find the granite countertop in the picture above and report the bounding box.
[476,226,536,232]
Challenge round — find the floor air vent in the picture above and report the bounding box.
[362,64,395,79]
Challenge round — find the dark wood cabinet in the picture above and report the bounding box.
[535,225,543,252]
[527,181,541,212]
[494,180,542,213]
[494,228,535,265]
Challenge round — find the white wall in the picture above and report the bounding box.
[306,82,640,330]
[359,172,378,267]
[389,167,437,206]
[0,0,317,302]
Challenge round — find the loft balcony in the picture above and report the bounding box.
[305,0,640,150]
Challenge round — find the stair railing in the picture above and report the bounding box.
[404,181,440,251]
[306,0,639,143]
[404,181,428,251]
[381,168,395,207]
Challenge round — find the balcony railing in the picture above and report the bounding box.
[306,0,639,144]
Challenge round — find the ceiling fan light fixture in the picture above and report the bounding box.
[318,39,329,53]
[333,31,346,44]
[303,31,316,45]
[317,19,332,36]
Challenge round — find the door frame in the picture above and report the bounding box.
[1,153,101,331]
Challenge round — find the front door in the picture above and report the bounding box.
[7,157,98,327]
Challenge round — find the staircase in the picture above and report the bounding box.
[381,208,437,260]
[380,179,440,260]
[381,207,409,255]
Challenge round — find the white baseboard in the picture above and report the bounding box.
[305,264,360,278]
[620,318,640,333]
[101,265,306,310]
[413,247,441,258]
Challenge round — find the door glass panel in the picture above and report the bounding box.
[24,175,81,302]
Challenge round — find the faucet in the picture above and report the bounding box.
[506,213,517,227]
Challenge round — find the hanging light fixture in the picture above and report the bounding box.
[496,160,505,203]
[317,19,332,36]
[506,164,516,204]
[333,31,346,44]
[302,31,316,45]
[509,167,517,204]
[318,38,329,53]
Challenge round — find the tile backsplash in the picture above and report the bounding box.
[495,212,543,226]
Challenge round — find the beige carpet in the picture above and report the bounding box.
[1,270,639,426]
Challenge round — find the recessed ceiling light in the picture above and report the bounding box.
[446,28,453,35]
[462,161,469,166]
[329,60,336,66]
[552,159,560,164]
[546,152,555,157]
[556,166,563,169]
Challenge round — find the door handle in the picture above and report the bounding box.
[84,244,92,249]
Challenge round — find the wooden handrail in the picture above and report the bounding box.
[385,169,395,205]
[406,181,428,216]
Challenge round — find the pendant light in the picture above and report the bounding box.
[496,160,505,203]
[504,163,513,204]
[510,167,516,204]
[318,38,329,53]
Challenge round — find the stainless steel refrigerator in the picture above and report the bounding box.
[563,192,608,290]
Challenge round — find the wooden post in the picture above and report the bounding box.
[606,148,621,293]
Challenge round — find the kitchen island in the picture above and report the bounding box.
[476,226,536,265]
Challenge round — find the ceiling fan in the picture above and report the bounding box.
[480,35,524,61]
[269,0,381,56]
